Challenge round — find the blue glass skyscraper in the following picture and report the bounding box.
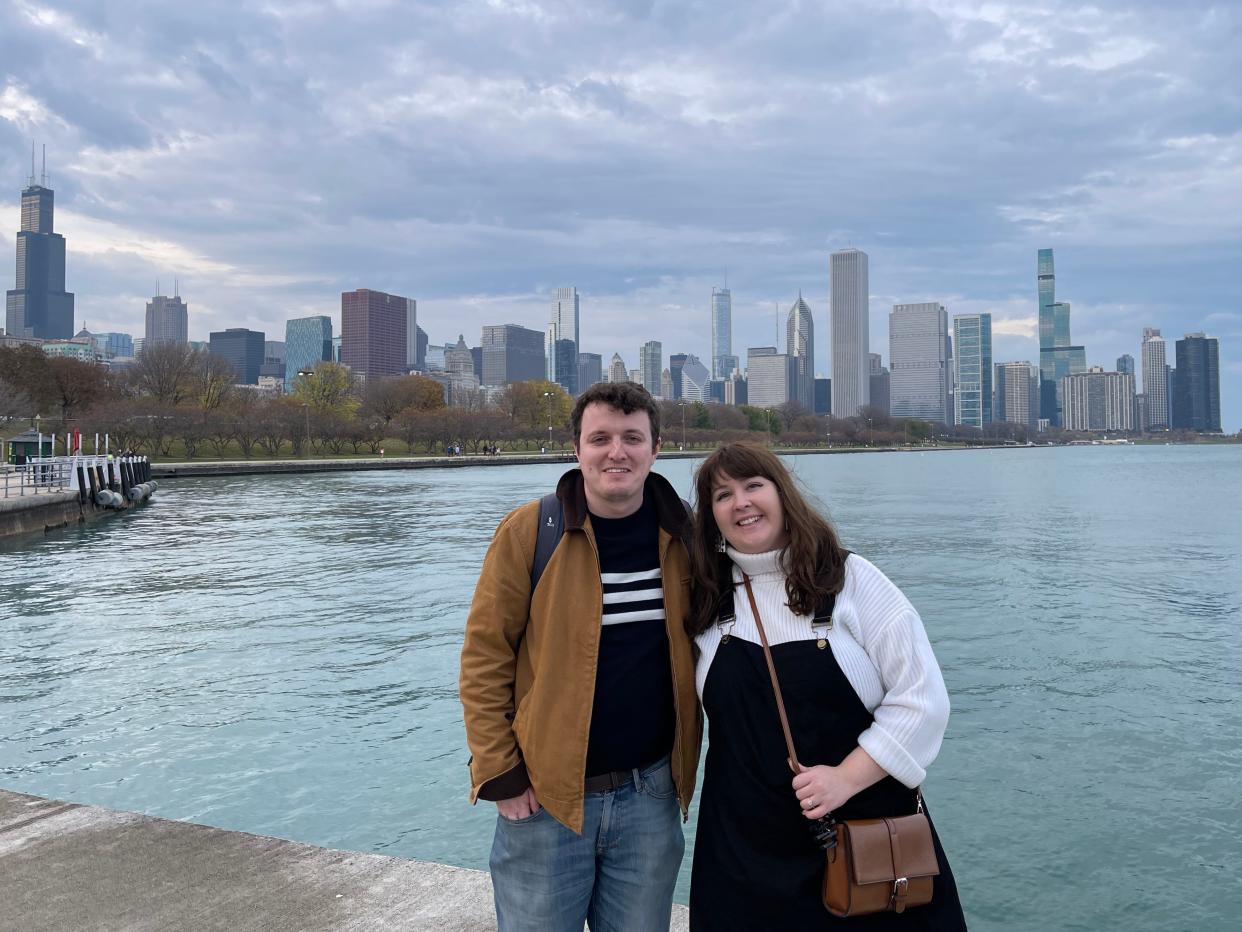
[952,313,992,428]
[1036,248,1085,426]
[285,316,333,391]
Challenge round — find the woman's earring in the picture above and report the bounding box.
[715,534,727,553]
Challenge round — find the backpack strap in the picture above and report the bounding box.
[531,492,563,593]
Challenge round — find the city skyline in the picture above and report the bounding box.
[0,2,1237,427]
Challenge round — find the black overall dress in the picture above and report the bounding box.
[689,622,967,930]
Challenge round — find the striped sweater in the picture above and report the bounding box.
[694,547,950,788]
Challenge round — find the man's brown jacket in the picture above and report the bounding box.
[459,468,701,835]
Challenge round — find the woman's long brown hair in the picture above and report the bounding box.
[687,441,847,636]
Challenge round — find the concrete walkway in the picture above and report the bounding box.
[0,789,690,931]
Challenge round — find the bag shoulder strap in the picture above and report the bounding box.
[531,492,563,592]
[741,573,803,775]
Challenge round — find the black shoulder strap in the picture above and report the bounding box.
[533,493,691,593]
[531,492,563,592]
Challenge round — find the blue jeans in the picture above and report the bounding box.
[489,757,684,932]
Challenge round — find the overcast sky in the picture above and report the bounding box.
[1,0,1238,428]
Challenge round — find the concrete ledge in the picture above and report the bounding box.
[0,491,88,538]
[0,789,689,931]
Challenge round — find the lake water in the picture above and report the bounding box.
[2,446,1240,930]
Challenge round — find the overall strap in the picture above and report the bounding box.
[741,573,803,775]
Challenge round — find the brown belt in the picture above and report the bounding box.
[583,759,660,794]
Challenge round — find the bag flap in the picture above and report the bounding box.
[889,814,940,878]
[845,815,939,885]
[845,820,896,884]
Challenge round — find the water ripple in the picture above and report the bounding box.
[2,448,1240,929]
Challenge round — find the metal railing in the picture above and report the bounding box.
[0,460,74,498]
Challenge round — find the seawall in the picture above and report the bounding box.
[0,788,690,931]
[0,491,101,540]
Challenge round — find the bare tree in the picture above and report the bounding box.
[129,343,199,405]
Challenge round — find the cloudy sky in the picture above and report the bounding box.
[1,0,1239,427]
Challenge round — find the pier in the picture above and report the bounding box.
[0,455,156,539]
[0,788,690,931]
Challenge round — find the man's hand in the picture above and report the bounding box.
[496,786,541,820]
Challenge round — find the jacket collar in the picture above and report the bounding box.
[556,467,690,539]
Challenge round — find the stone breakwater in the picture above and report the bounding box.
[0,789,690,932]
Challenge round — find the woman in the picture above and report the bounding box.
[687,442,966,930]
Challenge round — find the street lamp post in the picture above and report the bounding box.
[543,391,554,452]
[678,401,687,451]
[867,417,874,448]
[301,403,311,455]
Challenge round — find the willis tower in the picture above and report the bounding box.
[6,146,74,339]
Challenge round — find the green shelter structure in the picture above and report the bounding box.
[6,429,55,464]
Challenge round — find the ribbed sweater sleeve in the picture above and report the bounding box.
[831,555,949,787]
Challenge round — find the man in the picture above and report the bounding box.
[460,381,700,931]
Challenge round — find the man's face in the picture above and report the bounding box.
[573,402,661,518]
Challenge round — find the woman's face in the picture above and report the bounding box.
[710,472,789,554]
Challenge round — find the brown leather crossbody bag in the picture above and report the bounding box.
[740,574,939,917]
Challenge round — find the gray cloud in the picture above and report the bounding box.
[0,0,1238,426]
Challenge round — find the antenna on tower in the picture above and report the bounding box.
[29,142,36,187]
[40,144,46,187]
[174,277,179,298]
[157,279,161,297]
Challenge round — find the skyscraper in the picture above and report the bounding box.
[890,303,951,423]
[1172,333,1221,432]
[578,352,602,391]
[341,288,411,381]
[481,324,545,386]
[1061,368,1136,432]
[6,152,74,339]
[607,353,627,383]
[640,341,662,397]
[405,299,419,371]
[786,293,814,411]
[746,346,795,409]
[284,316,333,392]
[1116,354,1135,376]
[868,353,890,416]
[952,313,992,428]
[669,353,688,400]
[552,338,579,394]
[209,328,265,385]
[1141,328,1169,430]
[711,287,734,380]
[144,294,189,346]
[1036,248,1085,425]
[547,286,580,389]
[993,362,1040,430]
[830,248,869,418]
[680,354,711,402]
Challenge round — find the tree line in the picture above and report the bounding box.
[8,340,1195,459]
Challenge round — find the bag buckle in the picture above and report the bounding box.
[890,877,909,913]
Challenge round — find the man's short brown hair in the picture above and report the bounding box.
[570,382,661,448]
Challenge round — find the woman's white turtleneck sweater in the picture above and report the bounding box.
[693,547,950,788]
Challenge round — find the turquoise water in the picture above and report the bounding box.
[2,446,1240,929]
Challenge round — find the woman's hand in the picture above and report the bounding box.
[791,748,887,820]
